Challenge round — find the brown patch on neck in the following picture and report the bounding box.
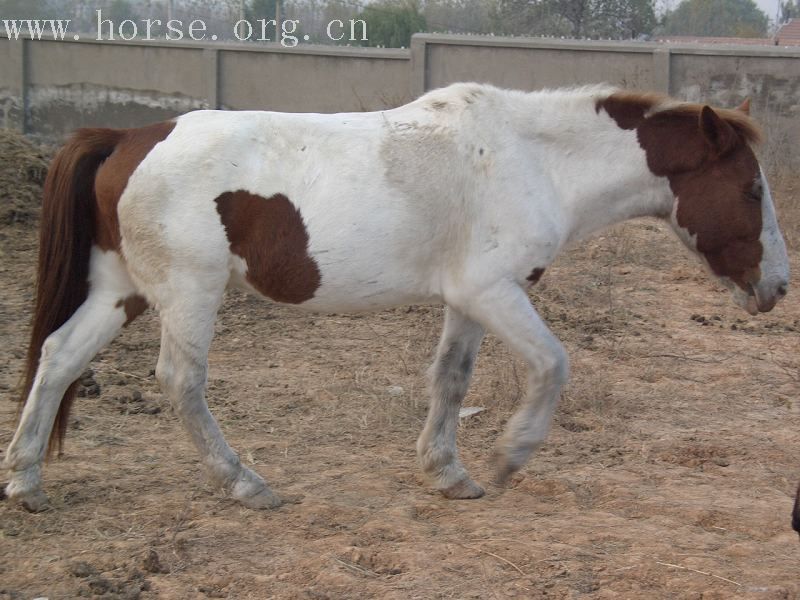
[596,93,710,175]
[214,190,321,304]
[527,267,546,285]
[596,93,763,289]
[93,121,176,251]
[115,294,149,326]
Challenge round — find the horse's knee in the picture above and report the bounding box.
[551,345,570,386]
[532,342,569,391]
[35,333,79,390]
[157,358,205,408]
[39,331,63,362]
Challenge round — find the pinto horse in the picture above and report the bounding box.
[4,83,790,517]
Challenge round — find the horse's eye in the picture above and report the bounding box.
[746,182,763,203]
[746,190,762,203]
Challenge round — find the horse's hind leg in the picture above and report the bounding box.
[468,281,569,484]
[417,307,486,499]
[155,292,282,509]
[5,251,139,511]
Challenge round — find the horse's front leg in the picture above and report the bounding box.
[468,281,569,483]
[417,307,485,499]
[155,295,282,509]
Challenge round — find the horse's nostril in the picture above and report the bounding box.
[777,284,788,297]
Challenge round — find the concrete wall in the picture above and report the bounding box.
[412,37,661,94]
[0,36,409,137]
[412,35,800,164]
[218,45,410,113]
[1,33,798,160]
[668,47,800,157]
[0,38,25,131]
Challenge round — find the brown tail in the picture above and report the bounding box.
[20,128,124,455]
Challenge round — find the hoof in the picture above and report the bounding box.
[492,451,519,487]
[21,490,51,512]
[237,486,283,509]
[5,472,50,512]
[230,468,282,509]
[9,488,51,512]
[494,465,515,487]
[440,478,485,500]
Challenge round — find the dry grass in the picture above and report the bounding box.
[0,129,49,227]
[760,107,800,251]
[773,176,800,252]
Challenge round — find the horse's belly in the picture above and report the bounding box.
[230,258,437,312]
[227,217,439,313]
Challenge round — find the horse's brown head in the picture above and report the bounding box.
[598,93,790,314]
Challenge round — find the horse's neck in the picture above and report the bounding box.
[511,89,673,245]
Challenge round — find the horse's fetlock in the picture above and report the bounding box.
[202,453,243,489]
[5,464,45,501]
[5,441,45,471]
[418,441,459,479]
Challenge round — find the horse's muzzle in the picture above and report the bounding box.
[751,278,789,314]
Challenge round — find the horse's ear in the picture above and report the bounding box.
[736,98,751,115]
[699,106,738,156]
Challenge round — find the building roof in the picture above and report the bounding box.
[653,35,774,45]
[654,21,800,47]
[775,19,800,46]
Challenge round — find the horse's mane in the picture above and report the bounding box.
[605,90,764,145]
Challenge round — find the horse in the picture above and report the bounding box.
[3,83,790,518]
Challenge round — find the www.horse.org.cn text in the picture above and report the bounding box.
[1,11,369,48]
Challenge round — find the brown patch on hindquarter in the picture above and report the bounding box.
[596,94,763,289]
[214,190,321,304]
[93,121,176,251]
[115,294,149,326]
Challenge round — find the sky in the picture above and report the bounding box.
[662,0,783,28]
[754,0,781,23]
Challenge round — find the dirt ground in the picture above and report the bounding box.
[0,131,799,599]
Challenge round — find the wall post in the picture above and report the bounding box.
[8,38,29,132]
[203,47,219,109]
[652,47,671,94]
[410,34,427,97]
